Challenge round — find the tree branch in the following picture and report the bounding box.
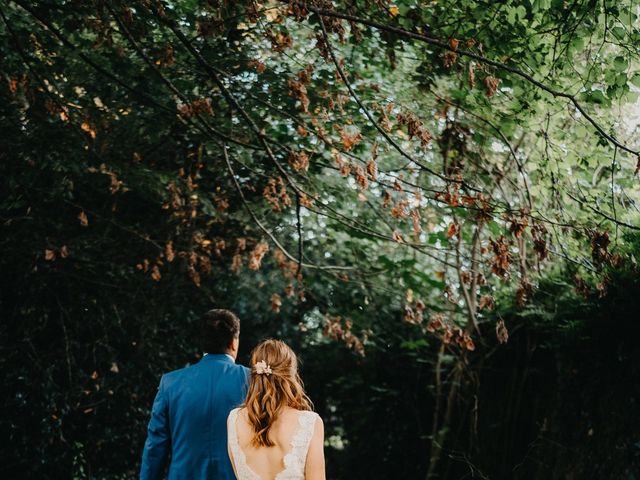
[296,2,639,157]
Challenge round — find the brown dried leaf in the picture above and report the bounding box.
[354,165,368,190]
[165,241,175,262]
[248,241,269,270]
[484,75,500,97]
[151,265,161,281]
[337,126,363,151]
[271,293,282,313]
[489,236,511,278]
[287,78,309,113]
[80,122,97,139]
[478,294,495,311]
[78,211,89,227]
[496,320,509,344]
[231,254,242,273]
[288,150,309,172]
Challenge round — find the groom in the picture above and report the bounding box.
[140,309,250,479]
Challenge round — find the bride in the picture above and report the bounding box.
[227,339,325,480]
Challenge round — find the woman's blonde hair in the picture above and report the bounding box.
[244,339,313,447]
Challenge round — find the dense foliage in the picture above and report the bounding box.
[1,0,639,478]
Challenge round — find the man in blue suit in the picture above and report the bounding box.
[140,309,250,479]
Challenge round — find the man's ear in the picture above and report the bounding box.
[230,336,239,352]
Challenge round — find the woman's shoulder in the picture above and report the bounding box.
[284,407,322,425]
[227,406,244,420]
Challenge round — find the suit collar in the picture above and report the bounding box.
[202,353,235,364]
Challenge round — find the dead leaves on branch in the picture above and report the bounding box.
[248,59,267,74]
[353,165,368,190]
[374,102,394,132]
[327,92,350,113]
[273,249,302,281]
[248,240,269,270]
[288,150,310,172]
[478,294,495,311]
[231,238,247,273]
[177,97,214,119]
[515,277,533,307]
[264,27,293,52]
[446,222,460,239]
[390,199,410,219]
[404,291,426,325]
[86,163,125,194]
[44,245,70,262]
[484,75,500,97]
[263,176,292,212]
[508,214,528,238]
[366,142,379,181]
[496,319,509,344]
[531,223,549,261]
[288,77,310,113]
[323,315,368,356]
[433,182,492,215]
[151,265,162,282]
[314,33,330,60]
[270,293,283,313]
[396,111,432,147]
[335,125,363,151]
[78,211,89,227]
[392,230,404,243]
[80,122,97,139]
[425,313,476,351]
[287,65,313,113]
[489,236,511,279]
[442,51,458,68]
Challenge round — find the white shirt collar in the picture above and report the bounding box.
[203,352,235,363]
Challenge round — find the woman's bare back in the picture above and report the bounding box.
[227,406,324,480]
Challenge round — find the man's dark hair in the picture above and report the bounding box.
[201,309,241,354]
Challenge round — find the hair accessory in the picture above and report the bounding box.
[254,360,273,375]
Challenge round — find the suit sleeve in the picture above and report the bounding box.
[140,375,171,480]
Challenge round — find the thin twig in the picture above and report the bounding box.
[221,142,353,271]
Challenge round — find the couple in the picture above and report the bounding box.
[140,309,325,480]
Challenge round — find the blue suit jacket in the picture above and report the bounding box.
[140,354,250,480]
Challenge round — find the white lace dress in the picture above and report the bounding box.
[227,408,318,480]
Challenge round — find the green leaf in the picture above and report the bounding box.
[580,89,610,106]
[400,339,429,350]
[613,56,628,71]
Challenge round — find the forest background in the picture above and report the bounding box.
[2,0,640,478]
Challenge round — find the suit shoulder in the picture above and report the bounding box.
[160,364,193,387]
[233,363,250,382]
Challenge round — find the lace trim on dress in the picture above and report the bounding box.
[277,410,317,479]
[228,408,261,480]
[227,408,317,480]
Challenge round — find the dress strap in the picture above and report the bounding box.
[279,411,318,477]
